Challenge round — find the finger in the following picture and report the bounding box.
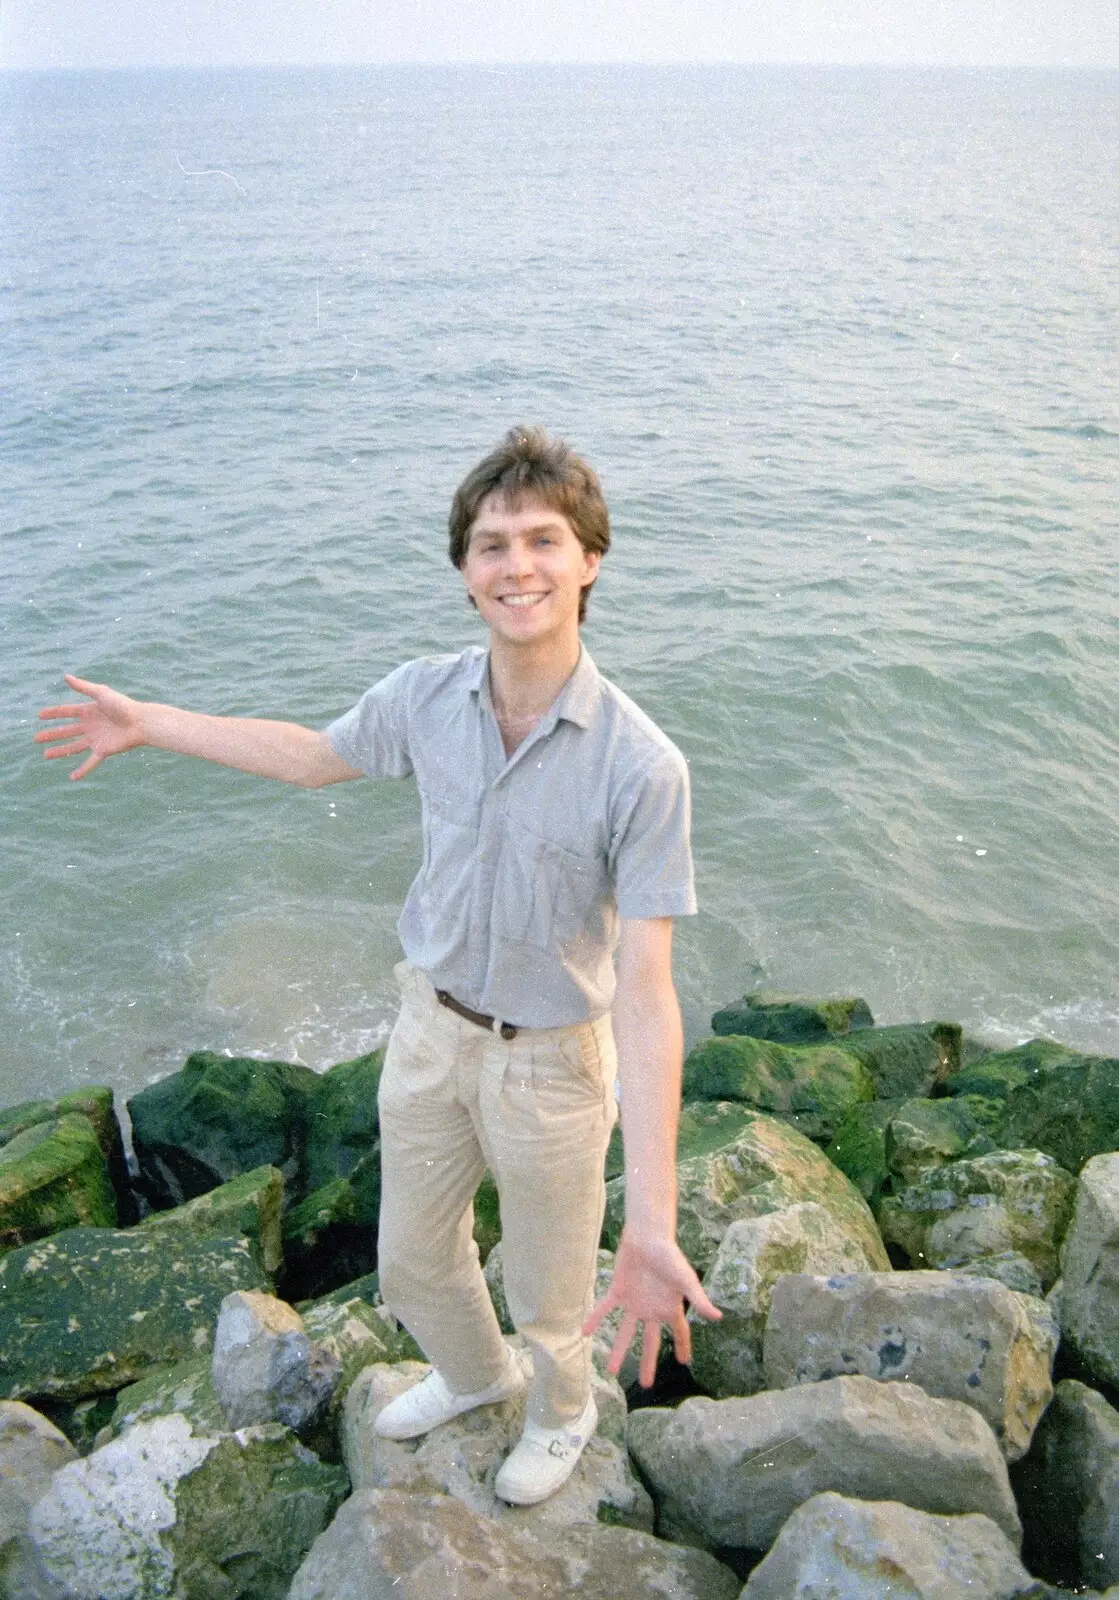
[35,722,86,743]
[64,674,101,695]
[672,1307,692,1367]
[638,1320,662,1388]
[38,707,89,724]
[686,1283,723,1323]
[70,752,102,780]
[583,1290,619,1339]
[43,739,90,761]
[605,1310,639,1376]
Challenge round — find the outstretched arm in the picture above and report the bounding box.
[584,915,720,1385]
[35,674,362,788]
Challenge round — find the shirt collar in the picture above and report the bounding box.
[468,644,600,732]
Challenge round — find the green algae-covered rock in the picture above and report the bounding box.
[26,1414,348,1600]
[682,1034,875,1144]
[472,1168,502,1264]
[0,1085,134,1222]
[302,1049,383,1196]
[112,1352,226,1438]
[128,1050,319,1210]
[834,1021,963,1100]
[879,1149,1077,1290]
[884,1095,1002,1188]
[139,1164,284,1276]
[606,1100,760,1189]
[0,1114,117,1254]
[946,1040,1119,1174]
[711,991,874,1042]
[0,1226,270,1403]
[604,1109,888,1277]
[825,1100,901,1207]
[999,1051,1119,1175]
[281,1151,381,1302]
[943,1038,1082,1103]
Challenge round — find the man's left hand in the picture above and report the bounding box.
[583,1228,721,1387]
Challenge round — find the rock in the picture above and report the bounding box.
[1059,1153,1119,1388]
[1012,1378,1119,1590]
[878,1148,1077,1290]
[343,1354,648,1540]
[884,1095,1002,1187]
[301,1049,383,1196]
[826,1100,901,1207]
[211,1290,341,1433]
[946,1041,1119,1174]
[23,1413,347,1600]
[711,991,875,1043]
[605,1110,889,1277]
[0,1225,269,1402]
[0,1402,78,1592]
[1000,1051,1119,1175]
[839,1021,964,1100]
[682,1034,875,1143]
[0,1087,134,1224]
[138,1164,284,1276]
[625,1373,1021,1554]
[128,1050,319,1210]
[0,1116,117,1254]
[111,1354,226,1439]
[472,1168,502,1263]
[286,1487,741,1600]
[944,1038,1083,1103]
[112,1293,407,1447]
[954,1251,1045,1298]
[280,1156,380,1302]
[690,1203,889,1399]
[763,1270,1058,1461]
[742,1491,1038,1599]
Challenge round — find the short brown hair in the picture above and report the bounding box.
[448,426,611,623]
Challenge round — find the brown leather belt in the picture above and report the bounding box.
[435,989,519,1040]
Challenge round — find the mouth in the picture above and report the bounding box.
[496,593,548,609]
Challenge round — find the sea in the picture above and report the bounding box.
[2,64,1117,1118]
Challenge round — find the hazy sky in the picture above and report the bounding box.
[3,0,1118,70]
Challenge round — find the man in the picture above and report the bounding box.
[37,426,719,1505]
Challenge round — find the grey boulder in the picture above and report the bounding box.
[1012,1378,1119,1590]
[742,1491,1039,1599]
[1059,1153,1119,1389]
[626,1373,1020,1554]
[763,1270,1057,1460]
[286,1487,740,1600]
[690,1202,887,1399]
[211,1289,341,1432]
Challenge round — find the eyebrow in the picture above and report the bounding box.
[471,520,566,539]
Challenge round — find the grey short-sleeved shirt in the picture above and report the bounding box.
[326,645,696,1028]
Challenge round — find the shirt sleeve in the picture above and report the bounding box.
[608,745,698,920]
[324,662,415,780]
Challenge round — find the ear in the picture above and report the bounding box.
[580,549,602,587]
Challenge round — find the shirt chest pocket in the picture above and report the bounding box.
[497,815,603,951]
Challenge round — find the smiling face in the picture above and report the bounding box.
[461,493,602,653]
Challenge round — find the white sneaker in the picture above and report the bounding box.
[373,1353,525,1441]
[493,1393,598,1506]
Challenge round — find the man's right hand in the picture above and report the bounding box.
[35,675,362,788]
[36,675,146,779]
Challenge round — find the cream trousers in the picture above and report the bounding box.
[376,961,618,1428]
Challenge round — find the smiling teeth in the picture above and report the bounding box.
[500,594,544,607]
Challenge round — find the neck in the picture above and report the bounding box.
[487,629,581,725]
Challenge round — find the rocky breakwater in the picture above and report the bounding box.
[0,994,1117,1597]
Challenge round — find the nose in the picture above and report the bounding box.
[502,538,535,579]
